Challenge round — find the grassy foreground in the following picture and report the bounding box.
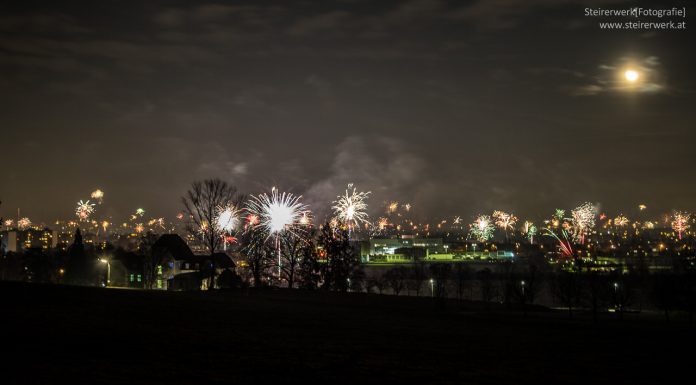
[2,281,693,384]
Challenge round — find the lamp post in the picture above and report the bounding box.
[99,259,110,287]
[429,278,434,297]
[521,280,527,316]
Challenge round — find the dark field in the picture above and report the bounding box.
[2,282,694,384]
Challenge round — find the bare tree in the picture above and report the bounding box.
[140,232,162,289]
[652,273,677,322]
[430,263,452,300]
[240,228,273,288]
[408,261,428,296]
[182,179,241,290]
[318,223,358,292]
[477,268,495,304]
[280,230,310,288]
[454,264,473,302]
[384,267,408,295]
[298,236,321,289]
[553,271,581,318]
[610,270,635,321]
[368,275,387,294]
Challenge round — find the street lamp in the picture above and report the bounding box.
[429,278,434,297]
[99,259,111,287]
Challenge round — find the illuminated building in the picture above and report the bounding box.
[1,228,54,252]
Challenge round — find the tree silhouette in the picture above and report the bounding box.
[408,261,428,296]
[318,223,358,291]
[240,228,272,288]
[385,267,408,295]
[182,179,241,290]
[553,271,580,318]
[454,264,473,302]
[477,268,495,304]
[280,230,310,288]
[64,228,94,286]
[140,231,162,289]
[429,263,452,300]
[297,235,321,289]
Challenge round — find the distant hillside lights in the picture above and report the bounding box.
[0,227,55,252]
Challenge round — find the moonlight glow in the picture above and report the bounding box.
[624,69,639,82]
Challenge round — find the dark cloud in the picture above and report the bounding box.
[0,0,694,224]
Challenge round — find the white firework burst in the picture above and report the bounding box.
[332,183,371,230]
[214,204,241,233]
[571,202,597,242]
[76,200,96,221]
[246,187,309,237]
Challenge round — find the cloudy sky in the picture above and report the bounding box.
[1,0,694,223]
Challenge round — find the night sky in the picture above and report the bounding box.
[1,0,694,223]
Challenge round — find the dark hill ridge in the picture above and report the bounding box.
[1,281,693,384]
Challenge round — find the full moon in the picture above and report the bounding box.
[624,69,639,82]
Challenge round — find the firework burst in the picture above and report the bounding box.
[245,214,260,229]
[214,204,241,233]
[469,215,495,242]
[299,211,312,226]
[76,200,96,221]
[614,215,629,227]
[671,211,691,240]
[332,183,370,231]
[246,187,309,281]
[543,228,574,259]
[571,202,597,243]
[493,210,518,233]
[246,187,309,238]
[90,189,104,204]
[17,217,31,230]
[523,221,537,244]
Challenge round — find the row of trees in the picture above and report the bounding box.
[238,223,360,291]
[313,260,696,324]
